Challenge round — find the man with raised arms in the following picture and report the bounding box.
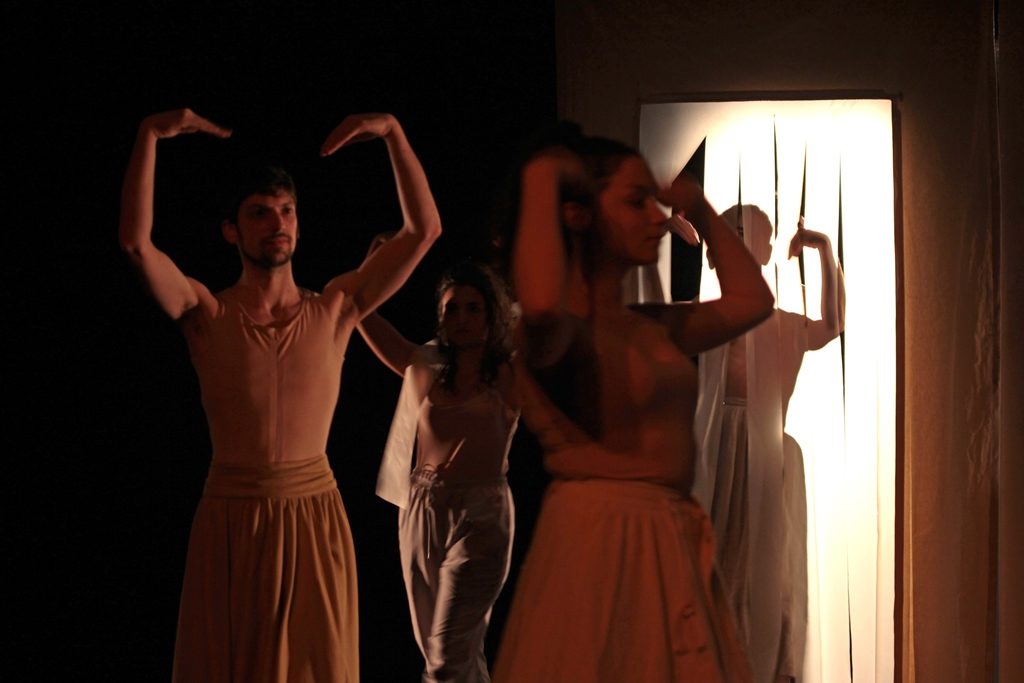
[119,108,441,682]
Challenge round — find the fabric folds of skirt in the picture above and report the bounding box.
[172,454,359,683]
[493,478,752,683]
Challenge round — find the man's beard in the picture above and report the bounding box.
[239,240,294,270]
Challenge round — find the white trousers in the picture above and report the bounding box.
[399,469,514,683]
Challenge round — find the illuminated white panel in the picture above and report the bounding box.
[639,98,895,683]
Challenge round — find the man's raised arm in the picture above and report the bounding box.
[321,114,441,319]
[119,109,231,320]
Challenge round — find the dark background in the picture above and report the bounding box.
[8,2,556,679]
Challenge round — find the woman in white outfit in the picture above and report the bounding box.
[359,257,519,683]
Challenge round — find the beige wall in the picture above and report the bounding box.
[996,1,1023,682]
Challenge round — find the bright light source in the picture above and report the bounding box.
[640,98,895,683]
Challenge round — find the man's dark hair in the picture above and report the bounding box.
[222,166,297,223]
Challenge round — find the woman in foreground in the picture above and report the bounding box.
[493,132,773,682]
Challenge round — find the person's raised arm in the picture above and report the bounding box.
[359,312,418,376]
[513,154,571,321]
[654,172,774,355]
[511,150,588,367]
[321,114,441,319]
[119,109,230,319]
[789,220,846,350]
[355,233,418,375]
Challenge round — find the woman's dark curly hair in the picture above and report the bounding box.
[435,261,515,392]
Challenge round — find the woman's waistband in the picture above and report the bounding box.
[409,467,506,491]
[204,454,337,498]
[547,477,702,512]
[545,478,716,587]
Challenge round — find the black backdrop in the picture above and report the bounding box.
[8,2,555,679]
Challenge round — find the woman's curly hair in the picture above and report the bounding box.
[435,261,515,392]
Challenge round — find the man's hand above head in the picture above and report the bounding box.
[141,108,232,141]
[120,108,228,321]
[320,113,397,156]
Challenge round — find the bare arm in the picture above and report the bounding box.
[789,221,846,350]
[118,109,230,319]
[511,152,587,367]
[357,312,418,376]
[352,233,418,374]
[321,114,441,319]
[653,173,775,355]
[513,156,572,320]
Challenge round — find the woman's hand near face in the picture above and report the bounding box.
[656,171,709,229]
[666,213,700,246]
